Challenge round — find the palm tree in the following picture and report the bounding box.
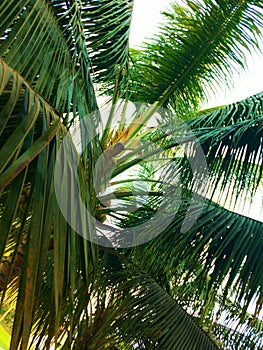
[0,0,263,348]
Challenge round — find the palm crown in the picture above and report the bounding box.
[0,0,263,349]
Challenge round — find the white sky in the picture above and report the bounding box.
[129,0,263,108]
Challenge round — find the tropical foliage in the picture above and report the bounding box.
[0,0,263,349]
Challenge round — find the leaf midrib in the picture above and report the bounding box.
[159,1,247,106]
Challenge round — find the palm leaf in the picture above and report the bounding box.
[127,197,263,348]
[188,92,263,202]
[135,93,263,209]
[212,302,263,349]
[51,248,219,349]
[0,0,98,124]
[0,59,96,349]
[51,0,133,96]
[128,0,263,114]
[84,0,133,87]
[108,259,219,350]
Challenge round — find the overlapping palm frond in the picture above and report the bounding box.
[0,59,96,349]
[26,246,218,349]
[1,0,263,349]
[189,92,263,201]
[162,92,263,206]
[0,1,95,118]
[0,0,133,126]
[51,0,133,96]
[212,301,263,349]
[98,94,263,349]
[120,197,263,349]
[128,0,263,115]
[102,258,219,350]
[83,0,133,87]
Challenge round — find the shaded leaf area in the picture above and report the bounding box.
[0,59,61,189]
[126,198,263,349]
[84,0,133,88]
[0,0,98,124]
[107,262,218,350]
[128,0,263,114]
[0,60,96,350]
[93,94,263,247]
[51,0,133,95]
[29,247,218,349]
[188,92,263,200]
[142,92,263,209]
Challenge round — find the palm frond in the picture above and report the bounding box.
[51,0,133,96]
[128,0,263,115]
[109,261,219,350]
[128,198,263,349]
[135,92,263,209]
[188,92,263,201]
[0,58,61,190]
[84,0,133,88]
[0,59,96,349]
[212,302,263,349]
[0,0,98,124]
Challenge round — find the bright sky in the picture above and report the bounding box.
[129,0,263,108]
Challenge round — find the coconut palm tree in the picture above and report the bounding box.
[0,0,263,349]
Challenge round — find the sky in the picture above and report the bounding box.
[129,0,263,108]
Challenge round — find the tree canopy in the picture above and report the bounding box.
[0,1,263,349]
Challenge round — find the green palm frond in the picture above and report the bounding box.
[84,0,133,87]
[129,198,263,348]
[0,59,61,190]
[214,323,263,350]
[136,93,263,208]
[188,92,263,201]
[129,0,263,114]
[1,0,263,348]
[0,59,96,349]
[0,0,98,124]
[108,260,219,350]
[27,248,218,349]
[51,0,133,96]
[212,301,263,349]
